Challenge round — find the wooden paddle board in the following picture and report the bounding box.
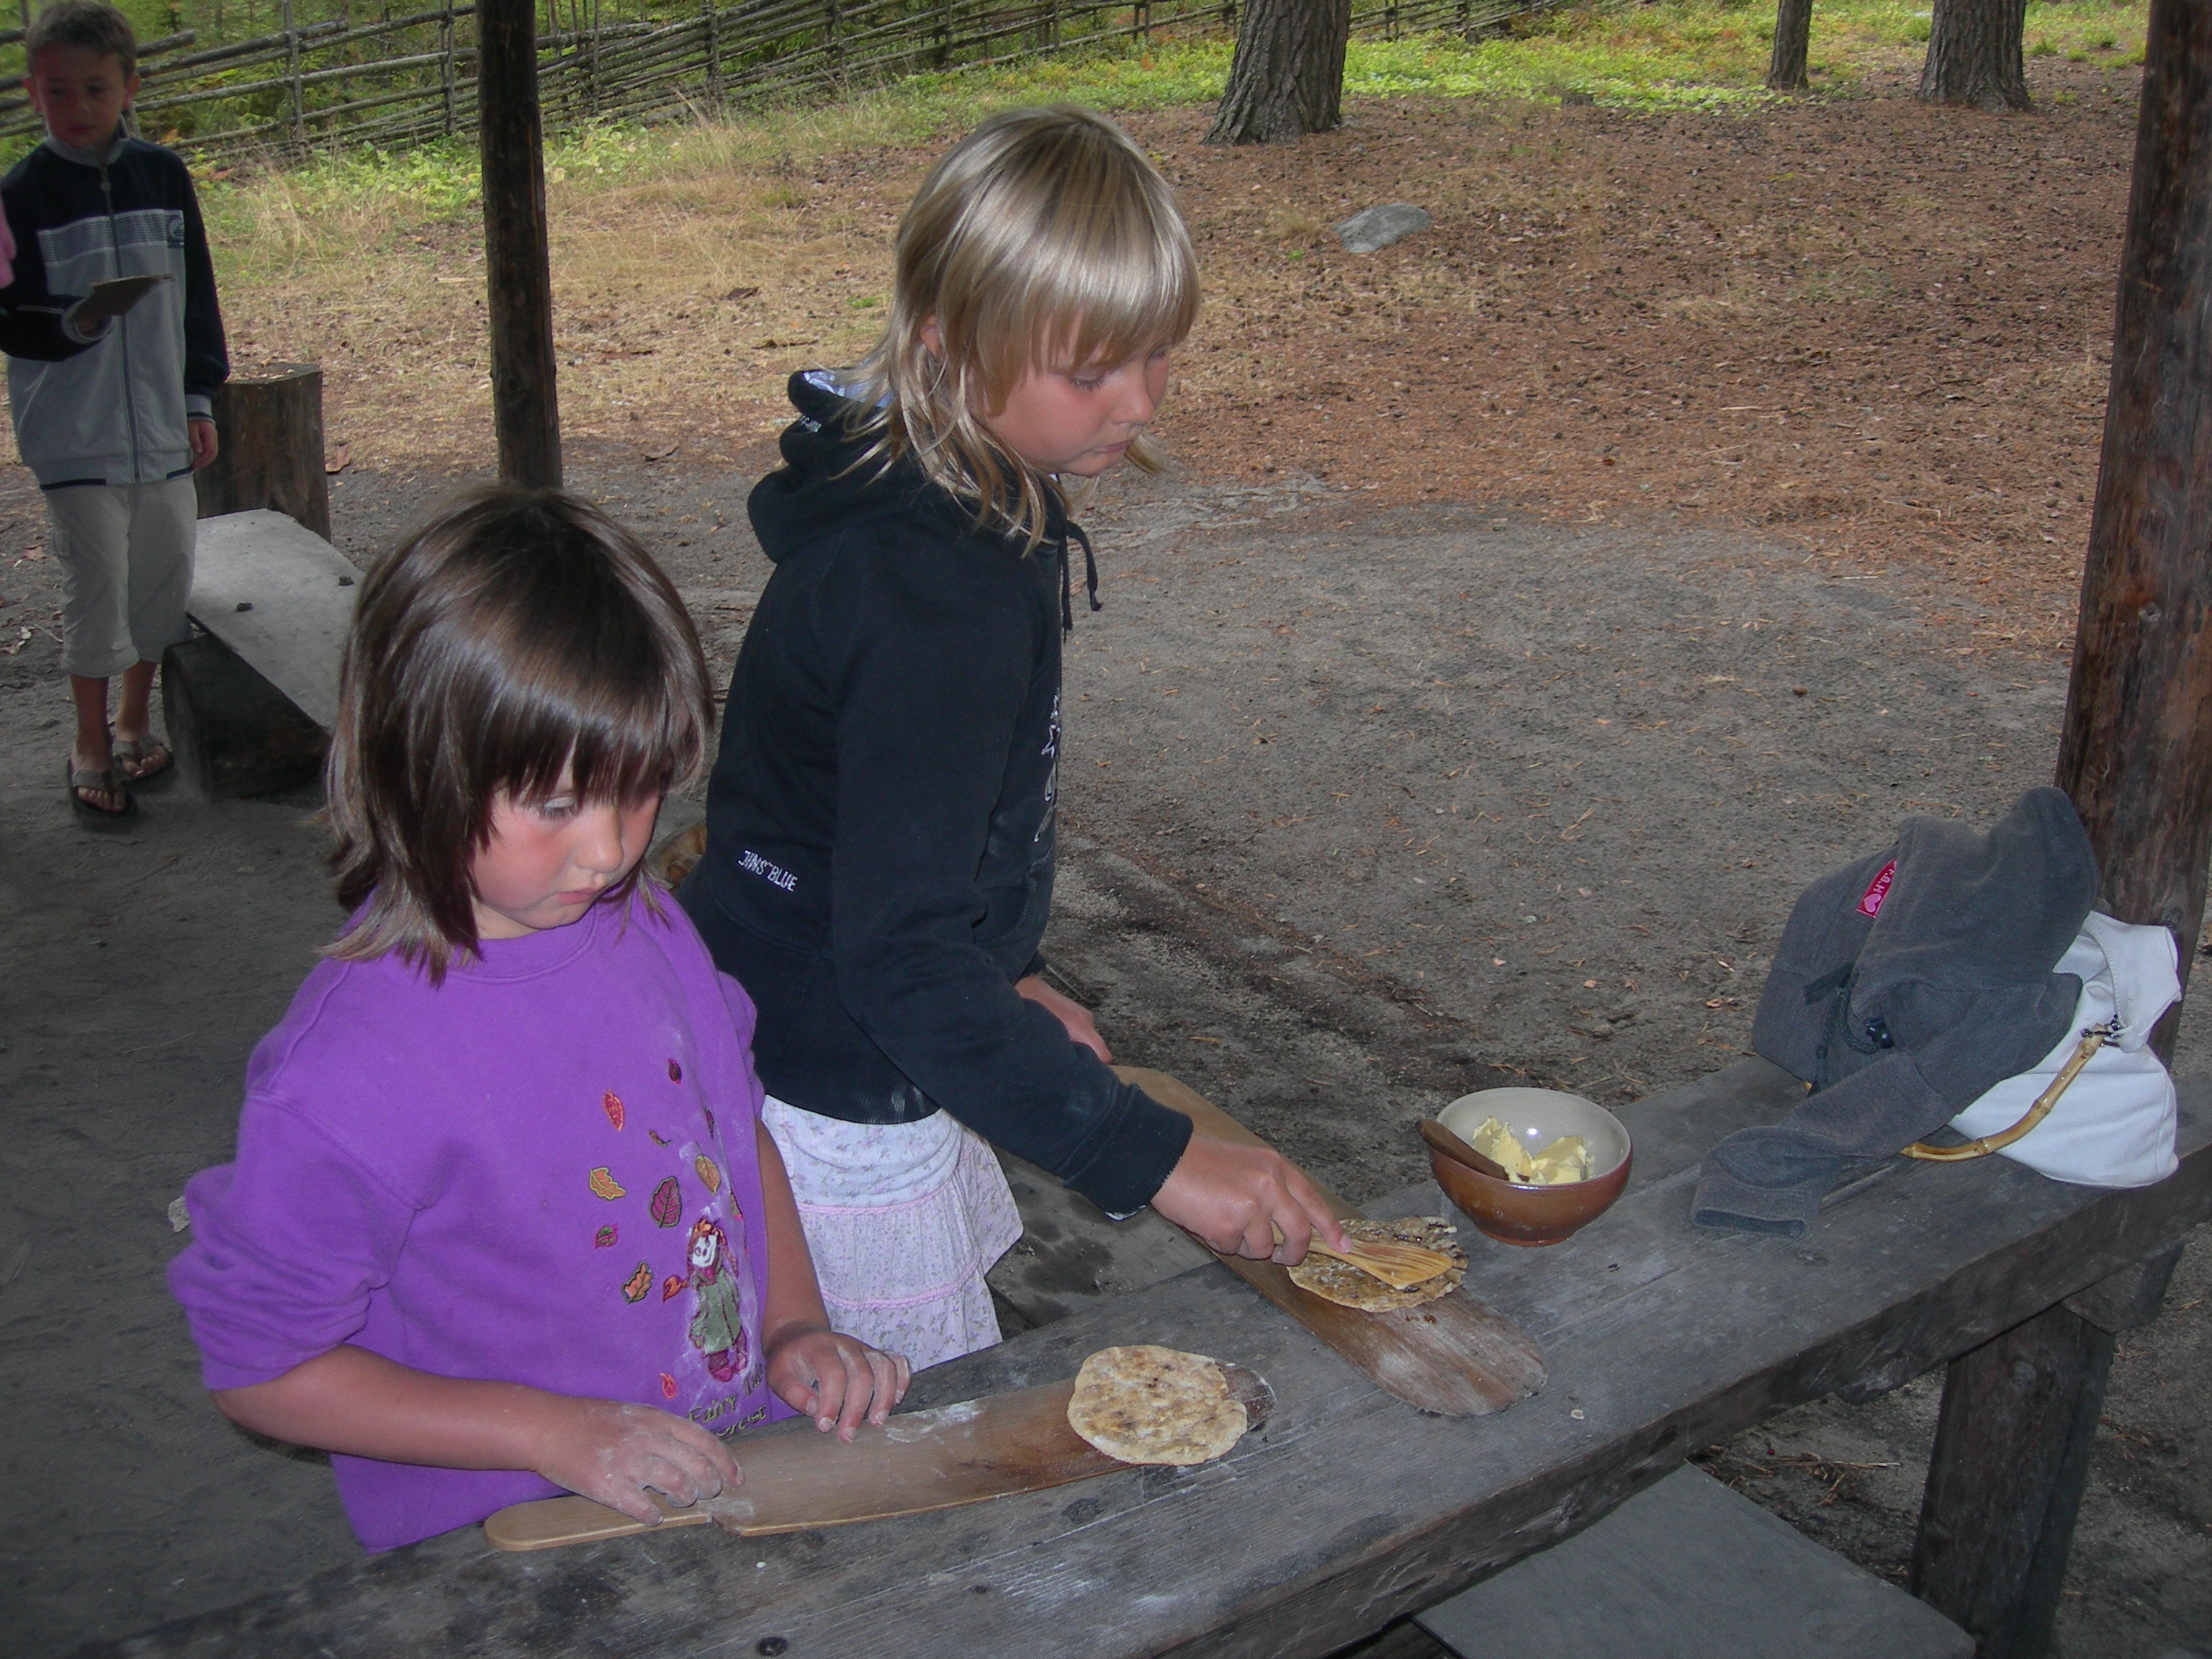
[484,1364,1273,1552]
[1118,1066,1547,1417]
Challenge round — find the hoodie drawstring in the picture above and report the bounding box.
[1060,524,1100,635]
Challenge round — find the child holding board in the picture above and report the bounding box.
[168,490,907,1551]
[680,106,1346,1368]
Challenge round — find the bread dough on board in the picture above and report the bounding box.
[1066,1344,1248,1466]
[1288,1216,1467,1311]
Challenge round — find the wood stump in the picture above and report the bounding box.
[161,633,325,799]
[193,364,332,539]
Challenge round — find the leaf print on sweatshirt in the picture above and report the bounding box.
[649,1176,683,1228]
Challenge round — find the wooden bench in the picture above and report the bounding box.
[1413,1465,1973,1658]
[165,508,358,798]
[91,1058,2208,1658]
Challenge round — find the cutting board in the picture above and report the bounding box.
[1119,1066,1547,1416]
[484,1364,1273,1552]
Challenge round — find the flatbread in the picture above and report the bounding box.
[1066,1344,1248,1466]
[1287,1216,1467,1312]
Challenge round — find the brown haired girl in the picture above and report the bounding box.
[168,487,905,1552]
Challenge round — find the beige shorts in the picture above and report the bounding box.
[46,475,199,679]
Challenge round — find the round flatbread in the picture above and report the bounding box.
[1066,1344,1248,1466]
[1287,1216,1467,1312]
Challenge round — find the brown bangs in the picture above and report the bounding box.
[325,487,713,979]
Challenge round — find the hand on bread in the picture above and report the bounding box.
[1153,1135,1349,1264]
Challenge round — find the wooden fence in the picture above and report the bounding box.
[0,0,1555,158]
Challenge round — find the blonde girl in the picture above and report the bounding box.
[168,487,906,1551]
[679,106,1344,1370]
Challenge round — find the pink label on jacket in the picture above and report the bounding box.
[1858,859,1897,918]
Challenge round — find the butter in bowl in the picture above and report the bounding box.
[1425,1087,1632,1246]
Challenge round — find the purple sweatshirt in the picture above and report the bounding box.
[168,891,790,1551]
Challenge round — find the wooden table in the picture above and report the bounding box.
[99,1061,2209,1658]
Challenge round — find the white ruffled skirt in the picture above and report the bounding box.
[760,1097,1022,1372]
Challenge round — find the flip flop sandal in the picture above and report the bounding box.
[112,733,174,786]
[69,763,138,829]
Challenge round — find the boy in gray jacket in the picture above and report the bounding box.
[1,1,228,822]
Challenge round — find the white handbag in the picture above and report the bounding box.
[1908,910,2180,1188]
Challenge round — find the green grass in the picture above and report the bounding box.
[197,0,2152,233]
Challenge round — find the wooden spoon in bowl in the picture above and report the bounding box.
[1419,1118,1514,1183]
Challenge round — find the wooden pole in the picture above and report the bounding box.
[2052,0,2212,984]
[281,0,305,153]
[1911,4,2211,1654]
[477,0,562,487]
[440,1,457,137]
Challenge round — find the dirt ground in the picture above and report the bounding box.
[152,49,2154,667]
[3,49,2208,1659]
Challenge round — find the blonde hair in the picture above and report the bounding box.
[324,487,714,981]
[844,104,1198,549]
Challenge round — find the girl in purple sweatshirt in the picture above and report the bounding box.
[168,487,907,1552]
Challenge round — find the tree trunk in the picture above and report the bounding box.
[193,364,332,541]
[1768,0,1812,91]
[1205,0,1351,145]
[1920,0,2030,110]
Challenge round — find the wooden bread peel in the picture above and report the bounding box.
[1120,1067,1547,1416]
[484,1364,1272,1552]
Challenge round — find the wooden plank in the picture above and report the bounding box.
[91,1063,2211,1659]
[2062,1241,2183,1333]
[1122,1067,1546,1416]
[483,1367,1273,1551]
[186,509,361,731]
[1415,1466,1972,1658]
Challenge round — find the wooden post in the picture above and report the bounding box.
[477,0,562,487]
[588,0,601,117]
[193,364,332,541]
[281,0,305,153]
[440,1,457,136]
[703,0,721,107]
[1911,3,2212,1655]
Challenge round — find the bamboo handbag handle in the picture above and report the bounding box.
[1901,1022,2118,1162]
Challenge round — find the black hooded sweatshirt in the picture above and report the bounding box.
[678,373,1193,1218]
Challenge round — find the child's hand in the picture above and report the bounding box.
[532,1397,742,1525]
[188,415,219,471]
[765,1323,910,1442]
[1015,973,1112,1062]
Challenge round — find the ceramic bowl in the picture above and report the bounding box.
[1428,1087,1633,1247]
